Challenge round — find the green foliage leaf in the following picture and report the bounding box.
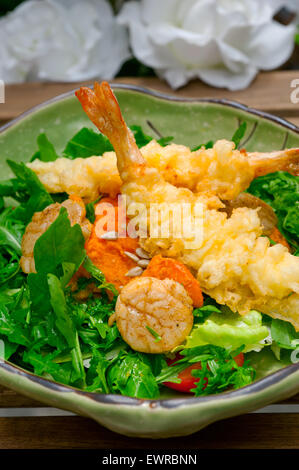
[157,345,255,395]
[6,160,53,224]
[107,352,159,399]
[28,207,85,314]
[232,122,247,148]
[192,141,214,151]
[0,208,24,255]
[34,207,85,276]
[130,125,173,148]
[63,128,113,159]
[30,133,60,162]
[247,171,299,249]
[271,319,299,350]
[83,257,118,296]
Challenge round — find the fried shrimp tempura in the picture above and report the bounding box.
[76,82,299,330]
[27,140,299,203]
[27,153,121,202]
[20,196,92,274]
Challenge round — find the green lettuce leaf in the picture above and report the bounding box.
[185,309,269,353]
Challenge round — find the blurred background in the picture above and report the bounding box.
[0,0,298,90]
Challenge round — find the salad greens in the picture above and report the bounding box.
[0,123,298,399]
[5,160,53,224]
[63,128,114,159]
[185,309,269,353]
[270,318,299,351]
[30,133,60,162]
[247,171,299,251]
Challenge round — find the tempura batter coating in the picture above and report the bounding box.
[27,140,298,202]
[27,153,121,202]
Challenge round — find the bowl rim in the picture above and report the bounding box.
[0,81,298,409]
[1,82,298,135]
[1,358,298,408]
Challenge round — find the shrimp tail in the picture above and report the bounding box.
[76,82,145,179]
[248,148,299,177]
[75,82,124,142]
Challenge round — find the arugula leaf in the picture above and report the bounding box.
[191,123,247,152]
[85,197,101,224]
[48,273,76,348]
[0,336,18,360]
[0,177,28,204]
[27,271,52,314]
[0,288,31,348]
[63,128,113,159]
[48,273,85,384]
[190,346,255,396]
[34,207,85,277]
[85,349,111,393]
[130,125,173,148]
[271,319,299,350]
[24,125,173,166]
[232,122,247,148]
[28,207,85,313]
[83,257,118,296]
[192,299,221,323]
[6,161,53,224]
[0,209,25,287]
[22,349,76,385]
[0,208,24,255]
[30,133,60,162]
[0,252,21,286]
[157,345,255,394]
[107,352,159,399]
[192,141,214,151]
[247,171,299,248]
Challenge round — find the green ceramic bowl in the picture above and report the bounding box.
[0,84,298,438]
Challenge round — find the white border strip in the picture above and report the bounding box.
[0,404,298,417]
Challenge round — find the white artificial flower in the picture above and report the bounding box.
[118,0,296,90]
[0,0,130,83]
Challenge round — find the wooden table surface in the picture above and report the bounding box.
[0,71,298,449]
